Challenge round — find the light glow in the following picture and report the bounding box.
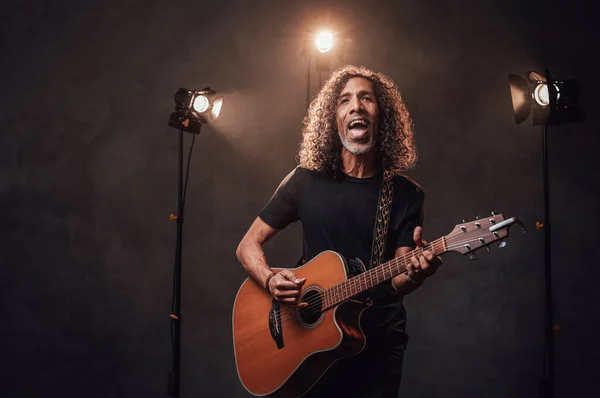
[315,31,334,53]
[211,97,223,120]
[534,83,560,107]
[193,95,210,113]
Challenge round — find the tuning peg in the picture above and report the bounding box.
[486,246,492,254]
[491,211,497,216]
[469,254,478,260]
[475,215,480,220]
[498,241,507,248]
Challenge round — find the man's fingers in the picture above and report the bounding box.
[274,280,300,290]
[278,270,306,285]
[406,262,422,283]
[414,226,428,247]
[418,254,430,271]
[413,226,430,247]
[411,255,422,272]
[413,226,422,247]
[278,269,296,280]
[273,289,301,298]
[280,297,302,304]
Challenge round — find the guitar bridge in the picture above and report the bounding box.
[269,299,284,349]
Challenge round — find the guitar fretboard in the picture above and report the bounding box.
[321,237,446,308]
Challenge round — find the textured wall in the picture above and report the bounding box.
[1,0,598,397]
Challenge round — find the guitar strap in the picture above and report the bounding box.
[370,171,408,369]
[370,170,395,269]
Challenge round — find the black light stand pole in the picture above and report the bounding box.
[539,121,555,398]
[169,126,194,398]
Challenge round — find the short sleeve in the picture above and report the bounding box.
[394,188,425,249]
[258,168,301,230]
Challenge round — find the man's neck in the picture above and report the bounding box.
[341,148,378,178]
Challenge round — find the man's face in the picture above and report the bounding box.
[336,77,379,155]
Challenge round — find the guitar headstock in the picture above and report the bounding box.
[445,213,523,256]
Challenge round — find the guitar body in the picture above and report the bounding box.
[233,213,518,397]
[232,251,371,397]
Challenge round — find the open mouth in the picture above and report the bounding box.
[347,118,370,139]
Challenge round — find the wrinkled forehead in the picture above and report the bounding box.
[338,76,375,98]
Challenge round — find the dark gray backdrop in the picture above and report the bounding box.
[2,0,599,397]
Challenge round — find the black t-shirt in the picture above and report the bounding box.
[258,167,424,340]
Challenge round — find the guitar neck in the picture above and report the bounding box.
[322,237,447,308]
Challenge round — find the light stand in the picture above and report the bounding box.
[539,121,554,398]
[508,69,582,398]
[166,88,222,398]
[168,125,190,398]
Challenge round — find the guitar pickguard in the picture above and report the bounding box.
[345,256,367,277]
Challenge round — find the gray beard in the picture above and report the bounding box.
[338,132,377,155]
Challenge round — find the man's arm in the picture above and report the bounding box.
[236,217,280,288]
[236,217,306,305]
[391,226,442,295]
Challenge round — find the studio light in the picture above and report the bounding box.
[508,71,581,125]
[165,84,223,398]
[315,30,334,53]
[169,87,223,134]
[302,28,347,106]
[507,69,584,398]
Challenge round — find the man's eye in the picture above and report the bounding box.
[363,96,373,102]
[340,98,349,104]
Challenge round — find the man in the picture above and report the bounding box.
[236,65,442,397]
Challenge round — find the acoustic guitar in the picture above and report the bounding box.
[232,214,523,397]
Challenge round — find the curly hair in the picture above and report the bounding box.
[298,65,417,174]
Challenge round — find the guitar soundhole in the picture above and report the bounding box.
[297,289,323,327]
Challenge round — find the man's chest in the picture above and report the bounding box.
[299,182,380,234]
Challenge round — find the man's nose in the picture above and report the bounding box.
[350,97,363,111]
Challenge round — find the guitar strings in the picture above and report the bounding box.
[271,226,500,322]
[273,240,446,321]
[272,239,447,322]
[274,240,454,322]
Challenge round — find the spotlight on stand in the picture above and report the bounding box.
[508,71,582,125]
[165,85,222,398]
[168,87,223,134]
[508,69,583,398]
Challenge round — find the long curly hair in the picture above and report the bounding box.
[298,65,417,174]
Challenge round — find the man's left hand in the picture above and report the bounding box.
[406,226,443,283]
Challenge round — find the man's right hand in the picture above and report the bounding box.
[267,270,307,307]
